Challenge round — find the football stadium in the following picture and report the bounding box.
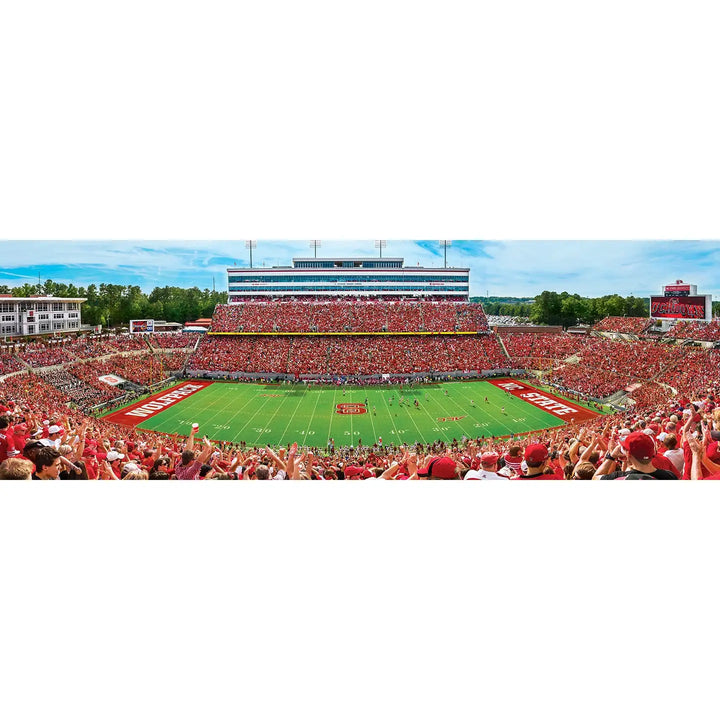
[1,257,719,480]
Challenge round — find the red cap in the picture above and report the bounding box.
[707,441,720,464]
[524,444,549,465]
[344,465,365,478]
[480,452,499,465]
[418,456,458,479]
[620,431,655,463]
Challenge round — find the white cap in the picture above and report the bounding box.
[107,451,125,462]
[643,428,655,436]
[48,425,62,434]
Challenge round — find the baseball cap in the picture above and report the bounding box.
[343,465,366,478]
[107,451,125,462]
[480,452,499,465]
[707,441,720,464]
[418,456,458,479]
[620,431,655,463]
[48,425,62,434]
[524,444,549,465]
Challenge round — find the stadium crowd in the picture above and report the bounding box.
[592,316,652,334]
[545,338,684,400]
[665,319,720,342]
[2,302,720,479]
[8,333,192,369]
[210,300,490,333]
[501,332,590,370]
[187,334,509,377]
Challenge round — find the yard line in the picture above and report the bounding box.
[301,386,325,448]
[191,384,265,443]
[429,383,489,440]
[253,391,294,447]
[276,386,308,447]
[200,384,260,436]
[233,392,277,442]
[366,392,377,443]
[461,383,526,437]
[379,387,403,442]
[325,386,336,446]
[400,392,429,443]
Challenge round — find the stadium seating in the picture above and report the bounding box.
[210,300,490,333]
[664,319,720,342]
[593,316,652,334]
[2,306,720,479]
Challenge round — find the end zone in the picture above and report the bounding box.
[487,378,601,423]
[103,381,213,427]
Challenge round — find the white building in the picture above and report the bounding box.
[227,258,470,301]
[0,295,85,337]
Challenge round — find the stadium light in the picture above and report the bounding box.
[309,239,321,258]
[439,240,452,268]
[245,239,257,268]
[375,239,387,258]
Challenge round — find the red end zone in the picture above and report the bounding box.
[487,378,601,423]
[102,381,213,427]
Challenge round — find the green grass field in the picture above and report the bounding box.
[132,380,582,448]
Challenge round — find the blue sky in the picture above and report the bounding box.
[0,240,719,299]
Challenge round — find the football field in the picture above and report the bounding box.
[103,378,603,448]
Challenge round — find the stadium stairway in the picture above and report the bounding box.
[495,334,512,361]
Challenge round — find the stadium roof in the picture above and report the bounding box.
[0,295,87,302]
[291,257,405,262]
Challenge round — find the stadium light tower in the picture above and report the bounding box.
[245,239,257,268]
[375,239,387,258]
[309,239,321,258]
[439,239,452,268]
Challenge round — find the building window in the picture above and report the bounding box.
[52,303,63,311]
[53,313,64,319]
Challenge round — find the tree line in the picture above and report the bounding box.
[1,280,228,328]
[479,291,650,327]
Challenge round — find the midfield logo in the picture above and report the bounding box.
[336,403,367,415]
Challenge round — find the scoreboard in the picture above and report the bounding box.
[130,319,155,333]
[651,282,711,321]
[650,295,710,320]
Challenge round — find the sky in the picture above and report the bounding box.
[0,239,719,300]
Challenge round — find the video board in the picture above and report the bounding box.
[129,319,155,333]
[650,295,711,321]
